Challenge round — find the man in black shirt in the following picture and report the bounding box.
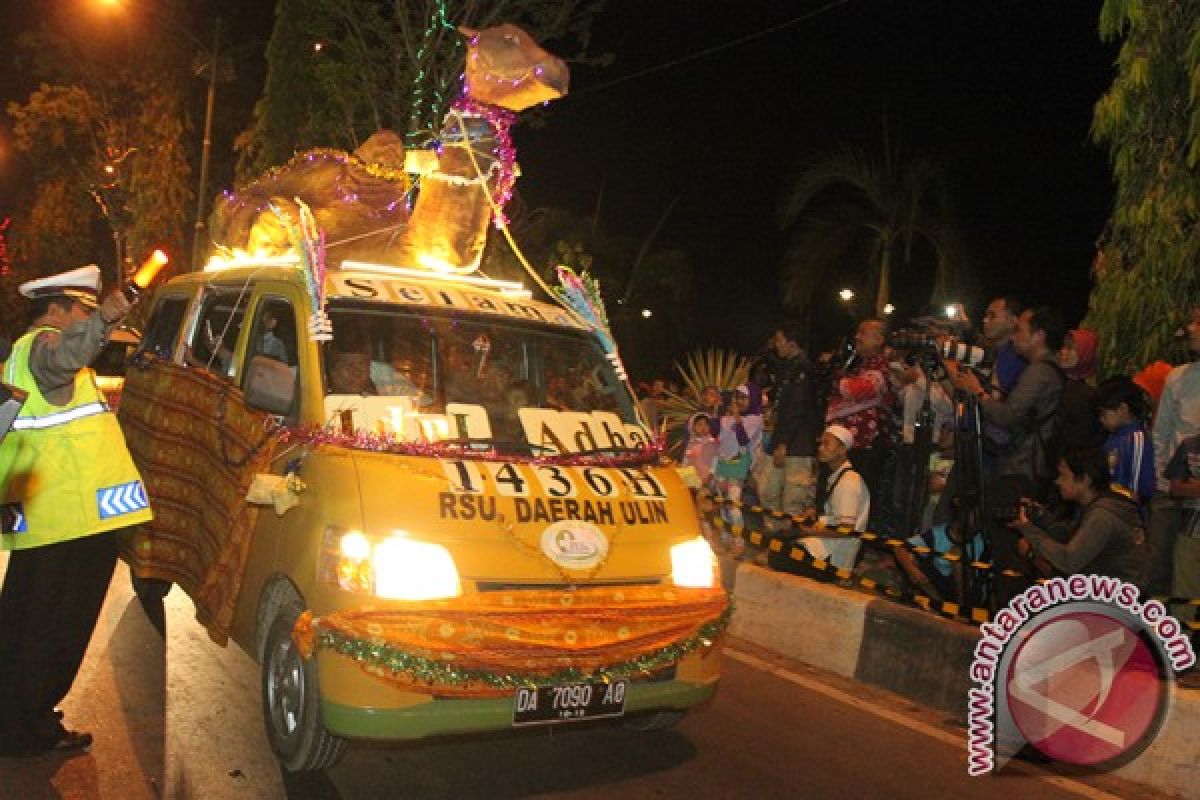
[758,323,821,521]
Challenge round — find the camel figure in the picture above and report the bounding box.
[207,24,568,272]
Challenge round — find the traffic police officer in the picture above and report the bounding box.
[0,264,151,755]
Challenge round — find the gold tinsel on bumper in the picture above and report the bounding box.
[292,584,729,697]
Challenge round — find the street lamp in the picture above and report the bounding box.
[882,303,895,315]
[839,288,855,303]
[641,309,653,319]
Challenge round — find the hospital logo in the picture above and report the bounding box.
[540,520,608,570]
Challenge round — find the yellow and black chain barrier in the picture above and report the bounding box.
[700,490,1200,632]
[704,508,992,625]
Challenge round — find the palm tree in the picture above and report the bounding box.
[778,128,966,318]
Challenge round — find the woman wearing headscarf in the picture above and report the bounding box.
[1057,328,1106,453]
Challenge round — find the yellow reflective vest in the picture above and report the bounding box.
[0,326,152,550]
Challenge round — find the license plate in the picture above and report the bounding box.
[512,679,628,726]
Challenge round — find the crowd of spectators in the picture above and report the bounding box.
[663,298,1200,684]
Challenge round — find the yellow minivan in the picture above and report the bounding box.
[118,256,727,771]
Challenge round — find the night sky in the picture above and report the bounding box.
[1,0,1117,356]
[519,0,1118,351]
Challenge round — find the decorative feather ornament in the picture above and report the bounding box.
[269,198,333,341]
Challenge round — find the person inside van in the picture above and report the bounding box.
[257,308,289,364]
[443,344,486,405]
[328,327,376,395]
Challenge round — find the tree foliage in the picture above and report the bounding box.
[1087,0,1200,374]
[777,128,968,319]
[657,347,751,442]
[239,0,606,179]
[5,16,192,281]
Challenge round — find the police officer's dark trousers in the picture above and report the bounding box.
[0,531,118,750]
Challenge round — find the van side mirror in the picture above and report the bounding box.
[244,355,296,415]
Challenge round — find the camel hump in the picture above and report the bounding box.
[463,24,569,111]
[209,131,412,260]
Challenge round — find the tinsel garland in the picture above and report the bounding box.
[447,96,517,226]
[235,147,412,194]
[310,602,732,692]
[279,425,663,468]
[0,217,10,277]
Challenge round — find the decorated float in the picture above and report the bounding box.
[117,24,727,772]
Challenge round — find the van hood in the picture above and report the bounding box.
[349,450,702,585]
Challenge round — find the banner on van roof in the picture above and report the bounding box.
[326,274,584,330]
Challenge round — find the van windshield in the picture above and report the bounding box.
[320,302,644,452]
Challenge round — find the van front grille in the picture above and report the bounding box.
[474,579,662,592]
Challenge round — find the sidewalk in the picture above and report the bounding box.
[729,562,1200,800]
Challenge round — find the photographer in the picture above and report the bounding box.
[951,306,1066,606]
[982,296,1027,397]
[1009,446,1148,587]
[952,306,1066,489]
[826,318,895,510]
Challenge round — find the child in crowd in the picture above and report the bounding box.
[715,386,762,550]
[682,412,718,489]
[1095,376,1156,504]
[682,412,719,548]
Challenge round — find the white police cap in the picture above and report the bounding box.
[18,265,102,309]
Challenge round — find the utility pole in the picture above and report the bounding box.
[191,18,221,270]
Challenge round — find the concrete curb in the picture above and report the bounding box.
[728,563,869,678]
[730,563,1200,799]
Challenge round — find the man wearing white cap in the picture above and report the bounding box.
[800,424,870,570]
[0,264,151,756]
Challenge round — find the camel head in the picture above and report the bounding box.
[460,24,569,111]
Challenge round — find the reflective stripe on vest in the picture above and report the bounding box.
[12,401,109,430]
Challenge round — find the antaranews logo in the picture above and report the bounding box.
[967,575,1196,776]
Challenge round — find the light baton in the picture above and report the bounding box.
[123,249,169,302]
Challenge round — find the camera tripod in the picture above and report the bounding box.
[949,388,990,611]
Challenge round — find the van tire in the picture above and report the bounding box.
[623,710,686,732]
[261,601,347,772]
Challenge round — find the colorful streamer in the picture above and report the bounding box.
[552,265,616,353]
[268,198,333,341]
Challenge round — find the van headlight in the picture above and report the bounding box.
[320,528,462,600]
[671,536,718,588]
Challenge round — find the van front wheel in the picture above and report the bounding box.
[261,603,346,772]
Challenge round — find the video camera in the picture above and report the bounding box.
[889,327,994,380]
[991,498,1047,525]
[812,336,857,386]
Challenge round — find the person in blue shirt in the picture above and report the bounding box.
[983,296,1028,397]
[1095,376,1156,504]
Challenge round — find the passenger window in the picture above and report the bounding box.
[189,290,247,379]
[140,296,190,361]
[248,297,298,367]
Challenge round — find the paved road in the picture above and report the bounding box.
[0,561,1175,800]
